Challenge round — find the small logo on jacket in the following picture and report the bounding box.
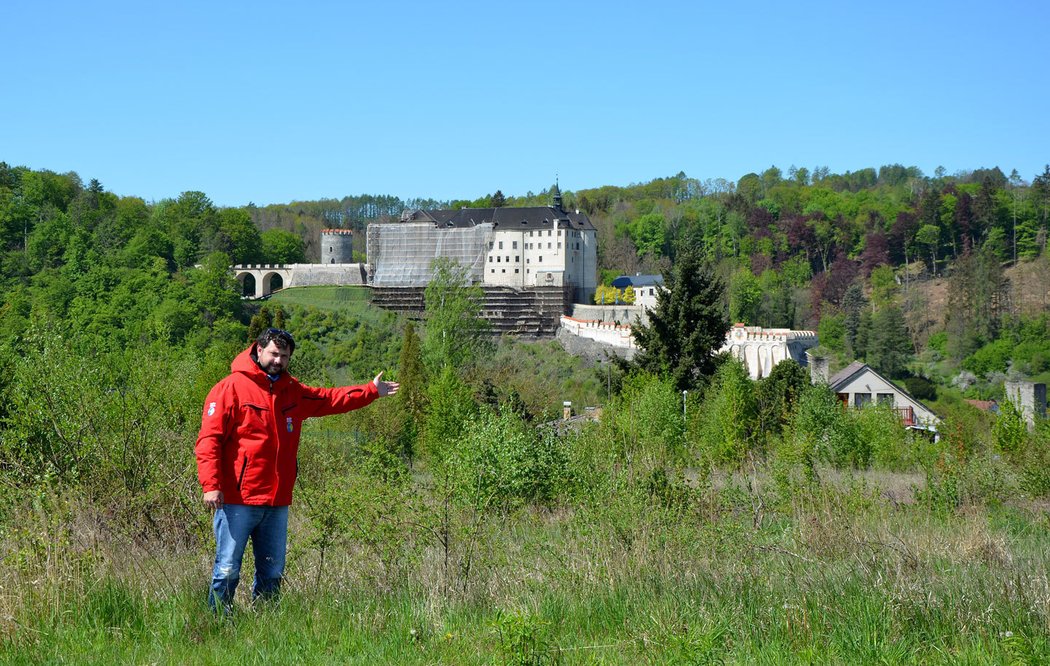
[286,417,294,432]
[207,402,216,416]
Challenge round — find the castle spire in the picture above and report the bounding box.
[551,176,563,211]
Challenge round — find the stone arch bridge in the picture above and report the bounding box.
[234,265,293,298]
[233,263,368,298]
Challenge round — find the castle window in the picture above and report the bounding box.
[547,242,552,249]
[512,241,518,249]
[515,256,519,262]
[489,242,494,249]
[502,269,506,273]
[505,256,509,262]
[515,269,519,273]
[499,241,503,249]
[488,256,492,262]
[497,256,501,262]
[558,243,561,249]
[330,259,335,264]
[558,230,562,236]
[490,269,495,273]
[539,256,543,262]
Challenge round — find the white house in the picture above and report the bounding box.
[611,273,664,311]
[826,360,940,431]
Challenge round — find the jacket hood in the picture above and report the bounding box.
[231,344,290,386]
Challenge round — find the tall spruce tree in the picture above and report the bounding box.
[631,248,728,391]
[867,304,913,378]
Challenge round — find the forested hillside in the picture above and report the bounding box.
[4,161,1050,399]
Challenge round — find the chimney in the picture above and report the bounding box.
[562,401,572,420]
[1004,381,1047,430]
[806,350,829,385]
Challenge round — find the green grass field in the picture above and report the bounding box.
[267,286,374,312]
[4,467,1049,664]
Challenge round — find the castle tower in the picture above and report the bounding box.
[320,229,354,264]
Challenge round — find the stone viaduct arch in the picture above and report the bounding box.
[234,265,293,298]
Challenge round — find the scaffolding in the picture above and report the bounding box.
[367,222,493,287]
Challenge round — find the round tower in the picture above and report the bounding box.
[320,228,354,264]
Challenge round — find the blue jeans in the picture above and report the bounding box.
[209,504,289,610]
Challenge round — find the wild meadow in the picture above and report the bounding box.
[4,161,1050,662]
[2,320,1049,664]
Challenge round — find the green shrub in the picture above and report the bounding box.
[1015,421,1050,497]
[993,399,1029,456]
[902,376,937,401]
[855,403,913,469]
[787,383,862,469]
[962,339,1013,377]
[755,359,810,444]
[445,408,571,510]
[422,367,478,460]
[609,372,686,461]
[692,358,755,464]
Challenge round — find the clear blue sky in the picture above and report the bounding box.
[3,0,1048,207]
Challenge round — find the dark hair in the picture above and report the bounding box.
[256,328,295,354]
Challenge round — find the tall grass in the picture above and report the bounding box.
[2,329,1049,663]
[4,460,1048,664]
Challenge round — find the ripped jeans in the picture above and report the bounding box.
[209,504,289,610]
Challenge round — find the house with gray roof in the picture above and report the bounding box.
[825,361,940,432]
[611,273,664,311]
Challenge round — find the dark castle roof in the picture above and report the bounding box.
[398,205,595,232]
[612,274,664,289]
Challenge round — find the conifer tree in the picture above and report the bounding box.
[631,248,728,391]
[867,304,912,378]
[247,306,272,342]
[398,321,427,424]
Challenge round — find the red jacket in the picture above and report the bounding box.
[195,343,379,506]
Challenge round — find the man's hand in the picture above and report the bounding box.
[203,490,223,510]
[373,372,400,398]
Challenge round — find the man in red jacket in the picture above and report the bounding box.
[195,327,398,611]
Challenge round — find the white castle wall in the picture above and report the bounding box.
[287,263,367,287]
[570,303,647,326]
[719,324,818,380]
[559,315,636,349]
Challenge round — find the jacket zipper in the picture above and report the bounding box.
[237,455,248,491]
[270,380,280,504]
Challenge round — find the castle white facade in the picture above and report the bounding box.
[483,217,597,299]
[368,187,598,304]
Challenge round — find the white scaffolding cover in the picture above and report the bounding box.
[369,222,493,287]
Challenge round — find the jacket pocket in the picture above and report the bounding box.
[237,455,248,491]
